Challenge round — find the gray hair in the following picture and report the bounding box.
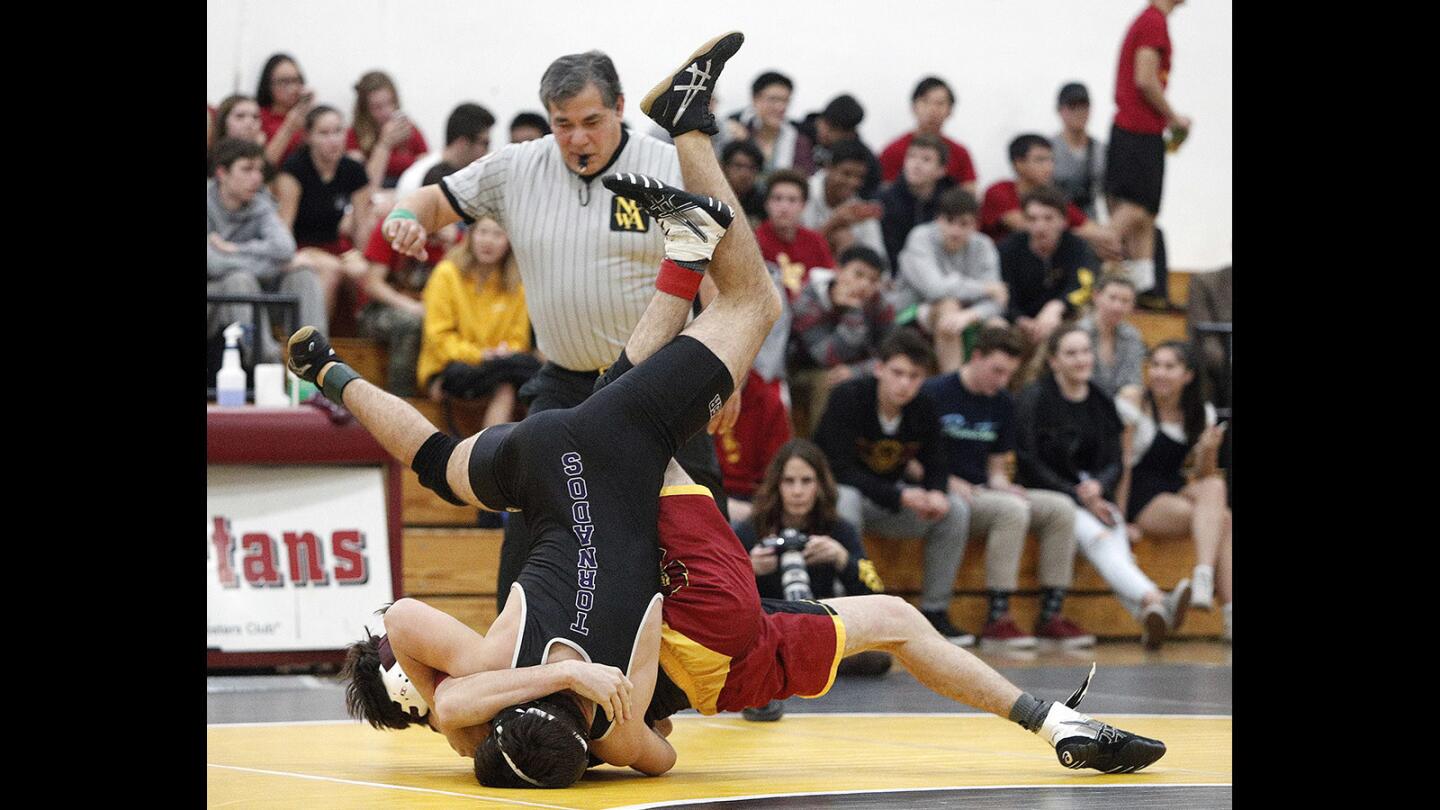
[538,50,623,111]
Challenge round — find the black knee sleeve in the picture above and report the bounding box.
[412,432,466,507]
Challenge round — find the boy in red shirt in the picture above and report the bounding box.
[980,134,1121,261]
[1106,0,1192,295]
[878,77,978,196]
[755,169,836,298]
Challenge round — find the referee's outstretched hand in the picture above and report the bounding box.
[384,216,431,261]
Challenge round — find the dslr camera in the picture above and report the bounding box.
[761,528,813,601]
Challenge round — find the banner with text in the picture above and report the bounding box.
[207,465,394,652]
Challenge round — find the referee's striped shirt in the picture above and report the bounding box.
[440,128,682,371]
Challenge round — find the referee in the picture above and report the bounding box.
[383,49,732,609]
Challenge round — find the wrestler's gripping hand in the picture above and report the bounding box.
[384,215,431,260]
[565,660,634,725]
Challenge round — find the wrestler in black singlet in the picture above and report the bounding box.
[468,335,733,739]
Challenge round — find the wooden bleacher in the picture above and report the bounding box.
[390,271,1219,640]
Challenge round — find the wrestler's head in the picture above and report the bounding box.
[341,624,432,730]
[474,694,590,788]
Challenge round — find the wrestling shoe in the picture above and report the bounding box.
[1047,664,1167,774]
[921,608,975,647]
[640,31,745,137]
[602,173,735,266]
[285,326,339,384]
[742,700,785,722]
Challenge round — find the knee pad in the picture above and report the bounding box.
[412,432,466,507]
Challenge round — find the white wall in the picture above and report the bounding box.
[208,0,1231,270]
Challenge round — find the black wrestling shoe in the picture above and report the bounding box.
[286,326,340,384]
[1050,663,1166,773]
[639,31,745,137]
[742,700,785,722]
[601,173,734,265]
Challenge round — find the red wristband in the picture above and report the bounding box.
[656,258,703,301]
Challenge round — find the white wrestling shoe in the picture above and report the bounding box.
[601,173,735,267]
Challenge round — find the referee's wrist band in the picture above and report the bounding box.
[385,208,419,224]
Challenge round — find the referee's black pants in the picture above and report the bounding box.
[495,360,729,611]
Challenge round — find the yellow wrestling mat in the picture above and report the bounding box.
[207,713,1231,808]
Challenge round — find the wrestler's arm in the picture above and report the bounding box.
[383,597,506,708]
[433,660,633,729]
[591,597,677,776]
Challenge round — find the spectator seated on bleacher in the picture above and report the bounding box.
[879,133,956,273]
[395,102,495,199]
[712,262,794,526]
[274,105,371,329]
[894,187,1007,374]
[256,53,312,168]
[922,325,1092,649]
[1015,325,1190,649]
[721,140,767,224]
[877,76,978,196]
[211,95,271,178]
[999,186,1100,380]
[755,169,836,299]
[787,245,894,438]
[417,214,537,431]
[806,94,882,199]
[1123,341,1231,642]
[802,138,887,259]
[346,70,429,190]
[507,111,550,144]
[1186,264,1232,409]
[980,134,1120,261]
[816,330,976,647]
[207,138,315,368]
[719,71,815,180]
[1078,273,1146,411]
[356,163,465,398]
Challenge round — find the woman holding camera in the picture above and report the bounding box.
[735,439,883,602]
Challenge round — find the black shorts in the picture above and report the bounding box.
[1105,124,1166,216]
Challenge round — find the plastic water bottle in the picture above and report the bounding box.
[216,322,248,406]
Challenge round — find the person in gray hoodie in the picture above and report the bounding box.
[207,137,318,363]
[895,187,1008,374]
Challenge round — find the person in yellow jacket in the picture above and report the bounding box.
[417,215,539,428]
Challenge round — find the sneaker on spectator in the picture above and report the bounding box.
[1139,603,1167,650]
[1035,615,1097,649]
[921,609,975,647]
[1190,566,1214,611]
[980,614,1038,649]
[1163,578,1192,633]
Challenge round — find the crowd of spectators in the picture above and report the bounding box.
[209,0,1229,646]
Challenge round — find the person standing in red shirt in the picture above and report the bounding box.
[1106,0,1192,296]
[877,77,978,196]
[755,170,836,299]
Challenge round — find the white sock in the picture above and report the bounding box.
[1038,701,1090,747]
[1123,259,1156,293]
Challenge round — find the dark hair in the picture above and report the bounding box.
[1045,323,1089,361]
[215,94,257,140]
[879,328,935,368]
[970,325,1026,359]
[722,139,764,168]
[907,133,948,165]
[935,187,979,219]
[474,696,590,788]
[1008,133,1052,164]
[826,138,870,169]
[766,169,809,203]
[256,53,302,109]
[821,94,865,131]
[340,628,423,730]
[1145,341,1207,450]
[422,161,462,187]
[1020,185,1070,218]
[305,104,341,132]
[446,103,496,145]
[540,51,623,110]
[838,244,887,276]
[509,111,551,136]
[911,76,955,105]
[211,137,265,172]
[751,71,793,97]
[750,439,840,538]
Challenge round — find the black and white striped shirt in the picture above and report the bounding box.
[441,129,682,371]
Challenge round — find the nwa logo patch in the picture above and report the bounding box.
[610,196,651,232]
